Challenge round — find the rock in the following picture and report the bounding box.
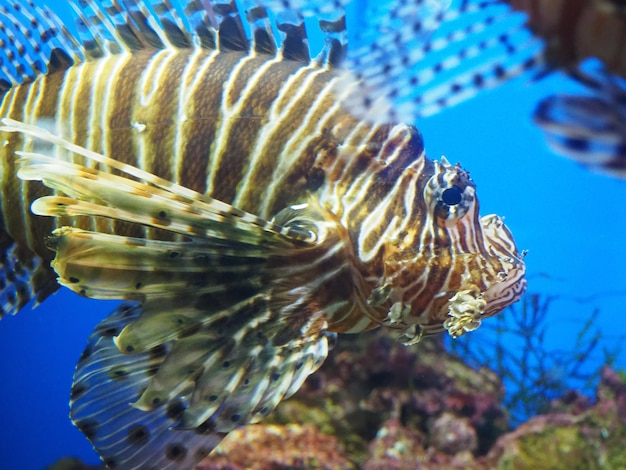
[430,412,478,455]
[51,337,626,470]
[483,367,626,469]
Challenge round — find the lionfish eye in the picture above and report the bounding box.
[426,165,476,224]
[441,186,463,206]
[434,183,473,223]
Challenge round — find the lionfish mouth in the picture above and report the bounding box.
[480,214,527,316]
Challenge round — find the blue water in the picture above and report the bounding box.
[1,1,625,469]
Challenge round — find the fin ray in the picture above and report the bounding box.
[72,292,332,467]
[336,0,545,121]
[0,0,83,86]
[2,118,316,245]
[6,118,339,467]
[71,303,226,470]
[0,240,58,318]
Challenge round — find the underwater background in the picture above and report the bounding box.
[0,1,625,469]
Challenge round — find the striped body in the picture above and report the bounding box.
[0,1,528,467]
[0,48,375,330]
[0,47,525,336]
[508,0,626,74]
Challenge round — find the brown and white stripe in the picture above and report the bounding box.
[0,0,525,336]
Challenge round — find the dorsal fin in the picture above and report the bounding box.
[315,0,546,123]
[246,5,277,56]
[277,19,309,62]
[0,0,83,87]
[1,0,550,125]
[69,0,194,56]
[318,16,347,67]
[0,0,347,91]
[214,2,248,51]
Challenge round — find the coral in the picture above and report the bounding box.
[49,361,626,470]
[429,412,478,455]
[363,418,482,470]
[483,366,626,469]
[258,330,508,466]
[197,424,355,470]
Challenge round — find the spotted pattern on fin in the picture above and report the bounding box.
[336,0,545,121]
[0,0,82,87]
[71,303,226,470]
[0,240,57,318]
[6,117,343,468]
[72,299,333,468]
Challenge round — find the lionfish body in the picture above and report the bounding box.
[0,0,526,468]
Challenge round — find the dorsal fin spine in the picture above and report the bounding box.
[39,4,85,65]
[135,2,174,48]
[244,3,277,55]
[0,0,84,83]
[70,0,133,55]
[68,0,109,58]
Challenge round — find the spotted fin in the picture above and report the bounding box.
[70,303,226,469]
[72,300,333,468]
[3,118,339,467]
[534,64,626,178]
[0,240,58,318]
[0,0,82,88]
[335,0,545,121]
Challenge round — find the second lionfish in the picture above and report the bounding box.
[0,0,527,468]
[490,0,626,177]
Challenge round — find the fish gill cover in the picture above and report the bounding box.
[0,1,624,470]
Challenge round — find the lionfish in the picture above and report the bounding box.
[496,0,626,177]
[0,0,527,468]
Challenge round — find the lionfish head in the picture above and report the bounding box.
[373,156,526,344]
